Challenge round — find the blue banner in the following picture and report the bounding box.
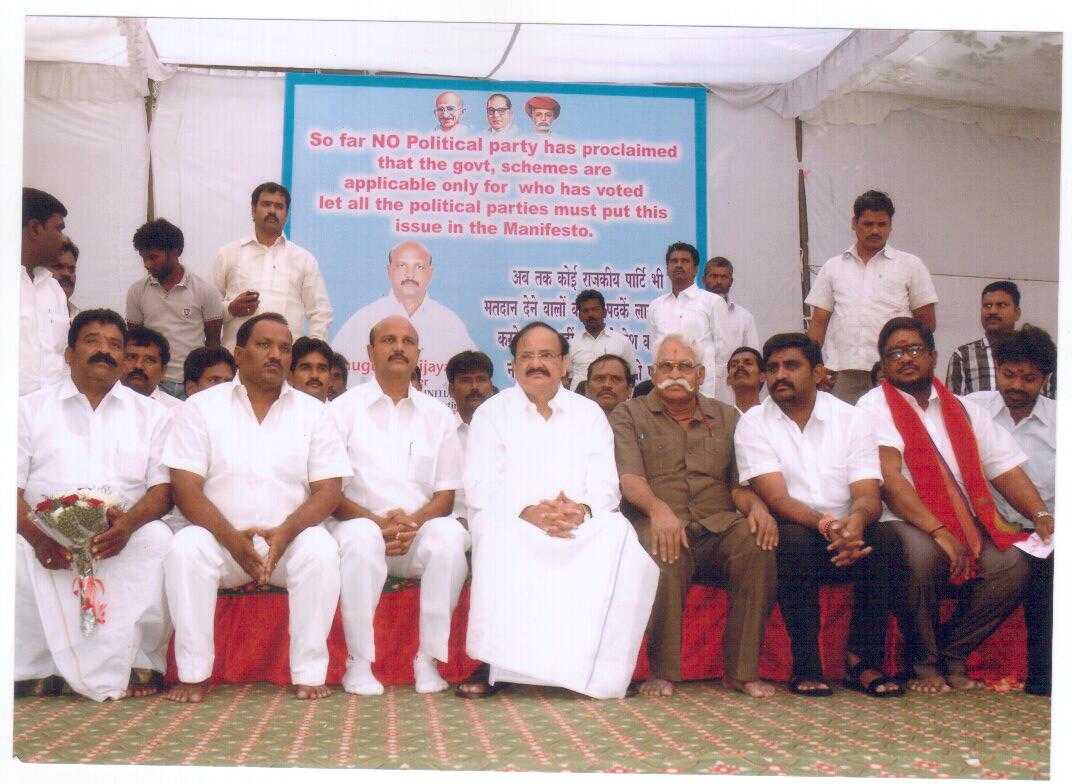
[283,74,706,403]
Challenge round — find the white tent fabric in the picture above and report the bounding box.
[803,107,1060,366]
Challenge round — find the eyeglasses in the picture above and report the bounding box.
[516,351,562,364]
[883,345,928,361]
[486,107,510,115]
[655,360,698,373]
[434,106,460,114]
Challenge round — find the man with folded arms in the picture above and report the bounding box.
[611,334,777,698]
[464,322,659,699]
[16,308,173,700]
[735,332,904,697]
[163,312,350,703]
[858,317,1045,694]
[324,316,468,695]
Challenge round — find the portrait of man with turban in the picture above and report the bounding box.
[524,96,561,136]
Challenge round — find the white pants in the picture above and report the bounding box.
[467,511,658,699]
[329,516,468,678]
[15,521,173,702]
[164,525,340,685]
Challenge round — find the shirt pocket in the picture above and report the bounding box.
[114,444,149,487]
[872,267,911,312]
[701,436,733,479]
[407,450,436,488]
[640,436,678,477]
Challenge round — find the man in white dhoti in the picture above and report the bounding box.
[324,316,468,695]
[464,321,659,699]
[163,312,351,702]
[16,308,173,701]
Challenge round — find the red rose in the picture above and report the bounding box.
[61,494,79,505]
[87,498,104,508]
[35,500,53,511]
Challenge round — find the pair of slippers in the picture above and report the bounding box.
[789,662,904,698]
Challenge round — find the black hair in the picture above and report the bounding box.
[727,345,764,371]
[126,325,172,368]
[633,379,655,397]
[587,353,635,386]
[852,190,895,220]
[236,312,289,348]
[870,360,883,387]
[575,289,606,311]
[23,187,67,228]
[761,333,823,369]
[68,308,127,348]
[132,218,185,255]
[60,239,80,261]
[665,241,699,266]
[330,351,349,384]
[446,350,494,384]
[412,365,422,382]
[877,317,935,356]
[991,325,1057,376]
[981,280,1022,308]
[251,181,291,210]
[290,336,334,372]
[508,321,569,358]
[486,93,511,109]
[184,346,237,384]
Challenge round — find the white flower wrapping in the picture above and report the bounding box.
[29,487,125,636]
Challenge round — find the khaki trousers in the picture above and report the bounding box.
[634,516,776,682]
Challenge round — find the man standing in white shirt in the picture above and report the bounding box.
[703,257,759,352]
[735,332,904,698]
[331,240,476,397]
[16,308,173,701]
[966,325,1056,696]
[464,322,658,699]
[163,313,351,703]
[48,239,80,318]
[324,316,468,696]
[567,289,637,390]
[211,182,333,350]
[858,317,1045,695]
[445,350,495,530]
[647,242,733,404]
[20,187,71,396]
[806,190,938,405]
[121,326,182,411]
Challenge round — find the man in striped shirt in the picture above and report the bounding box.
[946,281,1055,398]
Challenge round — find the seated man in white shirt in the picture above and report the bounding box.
[121,326,182,411]
[567,289,636,390]
[324,316,468,695]
[21,187,71,396]
[967,325,1056,696]
[858,317,1044,694]
[727,346,765,414]
[163,312,351,703]
[735,332,904,698]
[327,351,349,401]
[464,322,659,699]
[183,346,237,398]
[289,336,334,403]
[16,308,173,700]
[584,353,634,418]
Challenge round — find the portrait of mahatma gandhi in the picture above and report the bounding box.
[433,91,469,134]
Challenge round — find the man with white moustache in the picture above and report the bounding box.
[323,316,468,695]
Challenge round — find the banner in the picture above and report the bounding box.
[283,74,706,403]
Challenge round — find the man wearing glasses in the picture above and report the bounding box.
[483,93,517,136]
[463,321,658,699]
[611,334,777,698]
[432,91,470,135]
[857,317,1047,695]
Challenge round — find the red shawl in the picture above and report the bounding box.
[882,378,1026,583]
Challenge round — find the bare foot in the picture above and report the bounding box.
[638,678,674,697]
[123,682,160,699]
[723,676,775,698]
[295,683,331,700]
[167,680,210,703]
[946,674,980,690]
[907,675,950,694]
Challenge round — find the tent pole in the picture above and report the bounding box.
[796,116,810,331]
[145,79,159,222]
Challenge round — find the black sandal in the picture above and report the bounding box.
[787,676,833,697]
[843,661,904,698]
[454,664,507,699]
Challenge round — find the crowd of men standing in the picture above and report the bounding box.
[17,184,1056,705]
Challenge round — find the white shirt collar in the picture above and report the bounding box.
[24,265,54,284]
[231,377,296,403]
[765,390,832,427]
[147,268,191,288]
[241,233,288,250]
[844,243,896,263]
[362,376,415,410]
[578,327,609,341]
[58,376,127,406]
[676,283,700,299]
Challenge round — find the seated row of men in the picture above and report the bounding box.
[16,299,1055,703]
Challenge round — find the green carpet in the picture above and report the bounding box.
[13,682,1049,776]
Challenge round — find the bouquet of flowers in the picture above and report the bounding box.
[29,487,122,636]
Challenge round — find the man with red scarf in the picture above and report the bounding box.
[858,317,1051,695]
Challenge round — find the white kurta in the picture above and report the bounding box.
[16,379,173,701]
[322,380,467,672]
[20,265,69,395]
[162,380,352,684]
[567,327,637,391]
[647,283,733,404]
[464,385,658,698]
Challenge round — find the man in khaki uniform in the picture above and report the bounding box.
[610,333,778,698]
